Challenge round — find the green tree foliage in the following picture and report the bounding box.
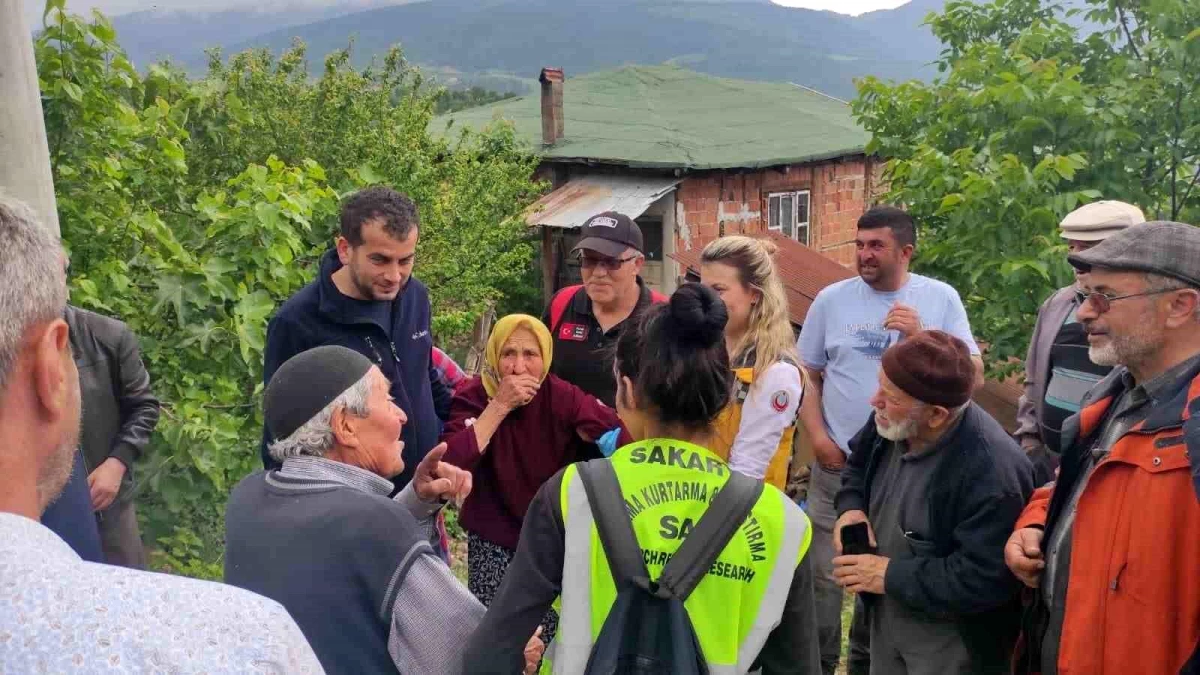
[187,42,543,336]
[433,86,518,114]
[36,1,543,575]
[853,0,1200,372]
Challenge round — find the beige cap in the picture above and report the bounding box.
[1059,200,1145,241]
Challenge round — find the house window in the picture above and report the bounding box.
[637,218,664,262]
[767,191,811,246]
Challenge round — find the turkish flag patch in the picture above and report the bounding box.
[771,390,790,413]
[560,323,589,341]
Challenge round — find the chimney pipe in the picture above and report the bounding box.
[539,67,564,145]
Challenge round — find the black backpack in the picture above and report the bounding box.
[576,459,764,675]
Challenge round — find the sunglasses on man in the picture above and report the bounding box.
[577,252,638,272]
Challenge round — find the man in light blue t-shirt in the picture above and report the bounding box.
[796,205,982,675]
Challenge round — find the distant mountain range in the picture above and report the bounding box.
[109,0,954,99]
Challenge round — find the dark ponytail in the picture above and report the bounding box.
[615,283,733,430]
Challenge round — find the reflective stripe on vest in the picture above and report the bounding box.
[549,440,812,675]
[551,465,598,675]
[737,495,809,672]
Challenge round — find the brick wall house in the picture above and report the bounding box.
[438,64,878,297]
[674,157,887,266]
[437,65,1021,431]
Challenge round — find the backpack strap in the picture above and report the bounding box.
[548,285,583,334]
[657,471,763,601]
[577,459,651,588]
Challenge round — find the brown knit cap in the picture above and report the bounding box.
[881,330,974,408]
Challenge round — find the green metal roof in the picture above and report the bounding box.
[434,65,870,171]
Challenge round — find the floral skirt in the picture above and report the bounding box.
[467,532,559,645]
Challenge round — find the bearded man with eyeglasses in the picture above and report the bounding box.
[1006,220,1200,675]
[541,212,667,413]
[1015,201,1145,485]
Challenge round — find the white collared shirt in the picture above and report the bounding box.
[0,512,324,673]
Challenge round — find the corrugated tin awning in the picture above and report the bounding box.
[525,175,681,228]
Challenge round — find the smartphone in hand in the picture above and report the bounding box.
[841,522,874,556]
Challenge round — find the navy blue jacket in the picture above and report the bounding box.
[262,250,452,490]
[40,449,105,563]
[836,404,1036,674]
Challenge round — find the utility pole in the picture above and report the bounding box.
[0,0,59,235]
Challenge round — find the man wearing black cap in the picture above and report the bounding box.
[542,211,667,408]
[831,330,1034,675]
[1005,221,1200,675]
[226,345,543,675]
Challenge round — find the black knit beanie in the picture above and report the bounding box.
[264,345,375,441]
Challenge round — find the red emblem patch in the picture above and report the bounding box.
[771,390,790,413]
[560,323,589,341]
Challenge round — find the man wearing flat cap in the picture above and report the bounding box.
[1006,221,1200,675]
[830,331,1035,674]
[224,345,543,675]
[1016,201,1145,484]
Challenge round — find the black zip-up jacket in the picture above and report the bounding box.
[835,403,1036,673]
[262,250,451,490]
[65,306,160,504]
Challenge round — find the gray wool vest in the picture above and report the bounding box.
[224,469,430,674]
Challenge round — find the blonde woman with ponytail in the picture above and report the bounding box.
[700,236,805,489]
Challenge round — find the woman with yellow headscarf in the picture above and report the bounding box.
[439,314,627,639]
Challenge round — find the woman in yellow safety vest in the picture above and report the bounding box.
[460,283,821,675]
[699,236,806,490]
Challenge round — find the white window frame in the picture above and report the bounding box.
[767,190,811,246]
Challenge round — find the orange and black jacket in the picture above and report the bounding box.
[1013,358,1200,675]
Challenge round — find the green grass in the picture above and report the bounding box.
[450,537,469,584]
[837,592,854,674]
[445,505,470,584]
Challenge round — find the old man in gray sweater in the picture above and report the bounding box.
[225,345,542,675]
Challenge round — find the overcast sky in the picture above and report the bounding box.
[24,1,210,20]
[23,0,911,25]
[772,0,908,13]
[22,0,389,23]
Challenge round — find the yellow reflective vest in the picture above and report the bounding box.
[542,439,812,674]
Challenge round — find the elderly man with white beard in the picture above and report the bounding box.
[830,330,1035,675]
